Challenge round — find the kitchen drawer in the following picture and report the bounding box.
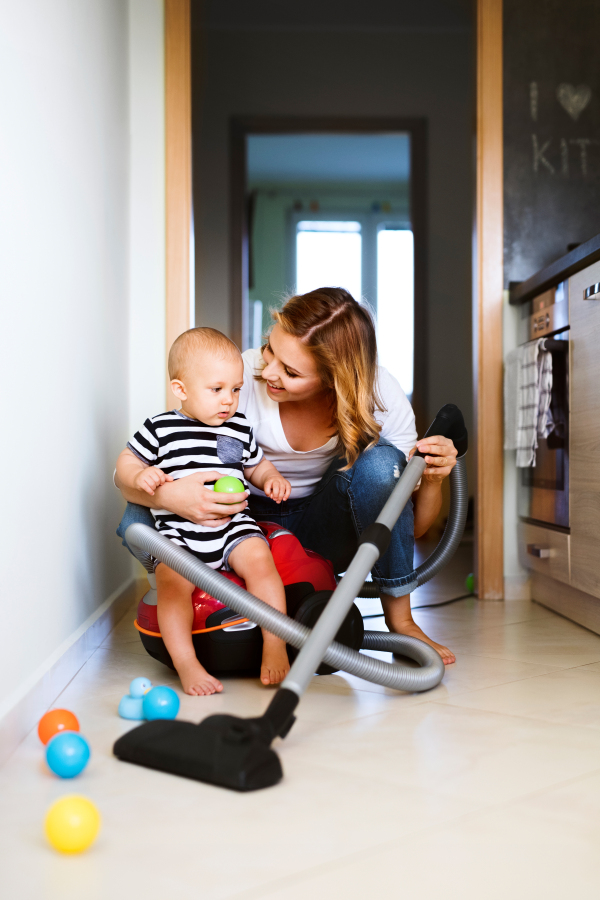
[518,522,570,585]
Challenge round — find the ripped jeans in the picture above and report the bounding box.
[248,439,416,597]
[117,438,416,597]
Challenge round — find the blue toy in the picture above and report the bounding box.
[118,677,153,720]
[129,677,152,699]
[142,686,180,721]
[46,731,90,778]
[118,695,145,720]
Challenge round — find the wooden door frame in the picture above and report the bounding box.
[172,4,505,598]
[230,115,429,437]
[475,0,504,599]
[165,0,192,406]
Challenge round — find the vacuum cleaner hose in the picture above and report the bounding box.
[357,455,468,596]
[415,455,468,586]
[126,523,446,692]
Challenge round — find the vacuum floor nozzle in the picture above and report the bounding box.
[113,715,284,791]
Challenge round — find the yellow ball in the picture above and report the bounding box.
[44,795,101,854]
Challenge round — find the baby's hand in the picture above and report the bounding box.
[263,475,291,504]
[134,466,173,496]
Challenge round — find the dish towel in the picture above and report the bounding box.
[504,339,554,466]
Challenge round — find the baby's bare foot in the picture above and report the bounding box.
[390,621,456,664]
[176,657,224,695]
[260,641,290,685]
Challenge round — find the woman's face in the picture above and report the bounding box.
[261,325,325,403]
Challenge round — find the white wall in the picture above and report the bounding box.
[128,0,166,433]
[0,0,166,717]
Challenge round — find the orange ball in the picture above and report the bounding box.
[38,709,80,745]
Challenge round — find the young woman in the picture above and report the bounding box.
[116,288,458,663]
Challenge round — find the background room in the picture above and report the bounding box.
[191,0,476,603]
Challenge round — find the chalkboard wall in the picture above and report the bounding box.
[504,0,600,287]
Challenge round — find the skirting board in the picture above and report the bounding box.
[532,571,600,636]
[504,574,531,601]
[0,576,147,768]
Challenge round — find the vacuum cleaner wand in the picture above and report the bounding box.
[280,453,426,700]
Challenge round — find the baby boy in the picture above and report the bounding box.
[118,327,292,695]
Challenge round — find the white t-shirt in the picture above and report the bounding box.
[238,348,417,499]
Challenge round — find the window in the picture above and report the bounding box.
[296,221,362,299]
[376,227,414,398]
[294,216,414,398]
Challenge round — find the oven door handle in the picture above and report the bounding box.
[541,338,568,353]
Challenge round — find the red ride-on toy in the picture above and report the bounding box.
[134,522,365,676]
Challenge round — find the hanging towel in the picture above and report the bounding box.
[508,338,554,467]
[537,345,554,440]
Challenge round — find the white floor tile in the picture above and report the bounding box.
[244,770,600,900]
[441,663,600,729]
[3,596,600,900]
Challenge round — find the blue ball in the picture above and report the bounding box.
[46,731,90,779]
[142,686,180,721]
[129,676,152,699]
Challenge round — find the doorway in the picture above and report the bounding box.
[189,0,481,596]
[231,118,428,431]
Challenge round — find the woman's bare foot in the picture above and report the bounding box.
[176,657,224,695]
[260,640,290,685]
[389,620,456,665]
[381,593,456,664]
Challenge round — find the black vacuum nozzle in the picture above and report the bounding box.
[420,403,468,458]
[113,689,299,792]
[113,716,283,791]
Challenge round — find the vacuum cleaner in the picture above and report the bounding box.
[114,404,468,792]
[133,520,349,677]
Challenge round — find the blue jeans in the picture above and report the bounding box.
[116,438,416,596]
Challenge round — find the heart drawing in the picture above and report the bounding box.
[556,83,592,121]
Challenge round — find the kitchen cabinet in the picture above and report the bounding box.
[569,260,600,599]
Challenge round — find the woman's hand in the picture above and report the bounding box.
[154,472,249,526]
[409,437,457,538]
[115,449,249,527]
[409,436,457,485]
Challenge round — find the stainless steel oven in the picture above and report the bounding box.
[518,283,570,530]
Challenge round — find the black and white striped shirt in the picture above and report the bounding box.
[128,409,263,480]
[127,410,265,567]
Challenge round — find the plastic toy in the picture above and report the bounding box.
[214,475,245,501]
[142,685,180,720]
[118,677,153,720]
[465,572,475,593]
[129,676,152,698]
[118,695,144,719]
[46,731,90,778]
[38,708,80,745]
[45,795,101,854]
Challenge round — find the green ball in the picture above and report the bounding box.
[214,476,245,503]
[465,572,475,594]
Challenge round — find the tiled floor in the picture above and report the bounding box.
[3,592,600,899]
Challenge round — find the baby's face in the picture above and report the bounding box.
[176,353,244,426]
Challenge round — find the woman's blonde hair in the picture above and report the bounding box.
[270,287,385,469]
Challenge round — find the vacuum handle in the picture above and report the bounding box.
[416,403,468,458]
